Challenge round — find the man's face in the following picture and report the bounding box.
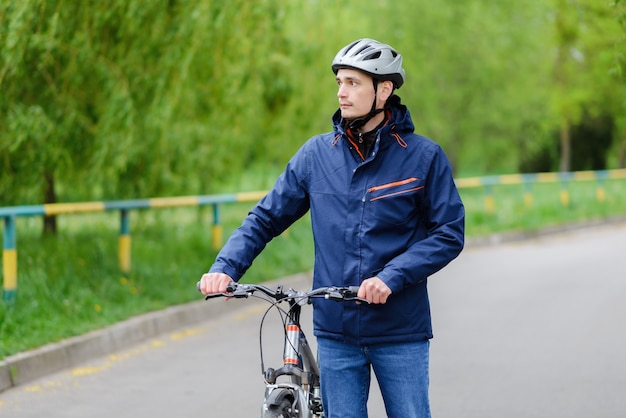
[336,68,376,120]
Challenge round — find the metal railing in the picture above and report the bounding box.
[456,168,626,214]
[0,191,266,303]
[2,168,625,303]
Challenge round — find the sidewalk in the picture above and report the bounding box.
[0,289,210,392]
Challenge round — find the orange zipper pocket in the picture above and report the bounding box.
[370,186,424,201]
[367,177,420,193]
[366,178,423,202]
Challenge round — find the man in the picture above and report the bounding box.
[199,38,465,417]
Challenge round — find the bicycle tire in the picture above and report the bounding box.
[264,398,293,418]
[262,388,296,418]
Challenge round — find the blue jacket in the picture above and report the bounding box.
[209,95,465,344]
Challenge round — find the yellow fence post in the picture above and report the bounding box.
[212,204,223,250]
[523,182,533,208]
[118,210,131,274]
[596,178,606,203]
[484,185,495,215]
[560,184,570,207]
[2,216,17,303]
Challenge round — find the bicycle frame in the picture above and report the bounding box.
[199,282,365,418]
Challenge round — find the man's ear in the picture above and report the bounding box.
[379,80,394,102]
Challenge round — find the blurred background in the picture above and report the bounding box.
[1,0,625,360]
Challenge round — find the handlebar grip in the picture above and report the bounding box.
[196,281,239,299]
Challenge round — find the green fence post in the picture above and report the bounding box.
[119,209,131,274]
[560,180,570,207]
[212,204,223,250]
[523,181,533,208]
[596,177,606,203]
[2,216,17,303]
[484,185,495,215]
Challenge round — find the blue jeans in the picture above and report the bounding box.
[317,337,431,418]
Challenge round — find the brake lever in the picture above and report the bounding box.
[203,292,232,300]
[323,287,371,304]
[345,296,371,304]
[342,286,369,304]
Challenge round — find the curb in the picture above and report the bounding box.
[0,361,10,392]
[0,272,312,394]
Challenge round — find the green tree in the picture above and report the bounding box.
[611,0,626,167]
[550,0,624,171]
[386,1,554,175]
[0,0,288,223]
[2,0,626,217]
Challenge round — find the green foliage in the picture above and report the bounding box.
[548,0,626,171]
[2,0,626,362]
[0,0,293,203]
[1,0,625,203]
[613,0,626,68]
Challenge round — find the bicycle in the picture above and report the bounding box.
[198,281,369,418]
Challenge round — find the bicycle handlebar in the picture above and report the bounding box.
[196,281,369,304]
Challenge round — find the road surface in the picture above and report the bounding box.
[1,222,625,417]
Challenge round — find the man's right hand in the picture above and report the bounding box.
[199,272,234,295]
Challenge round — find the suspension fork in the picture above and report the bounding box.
[283,300,303,370]
[264,299,319,389]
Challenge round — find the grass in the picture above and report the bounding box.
[0,206,314,359]
[1,178,625,359]
[462,179,626,236]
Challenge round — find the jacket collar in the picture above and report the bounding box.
[332,94,415,137]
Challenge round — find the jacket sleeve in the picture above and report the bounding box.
[377,145,465,293]
[208,151,311,281]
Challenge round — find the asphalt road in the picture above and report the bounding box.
[1,222,625,417]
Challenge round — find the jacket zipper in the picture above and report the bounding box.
[367,177,420,193]
[369,186,424,201]
[361,177,421,202]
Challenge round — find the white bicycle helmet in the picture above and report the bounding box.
[332,38,405,89]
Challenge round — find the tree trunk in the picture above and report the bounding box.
[43,171,58,235]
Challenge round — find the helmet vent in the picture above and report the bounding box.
[364,51,381,61]
[354,45,372,56]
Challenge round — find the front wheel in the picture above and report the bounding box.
[264,397,293,417]
[262,388,296,418]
